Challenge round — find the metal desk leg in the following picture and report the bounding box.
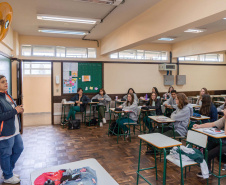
[163,148,167,185]
[136,139,142,185]
[218,139,222,185]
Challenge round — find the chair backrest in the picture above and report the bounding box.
[137,106,141,116]
[186,130,208,148]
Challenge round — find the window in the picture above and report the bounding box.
[33,46,55,57]
[119,50,136,59]
[110,49,168,60]
[56,46,66,57]
[21,45,32,56]
[21,45,97,59]
[179,54,223,62]
[23,62,51,75]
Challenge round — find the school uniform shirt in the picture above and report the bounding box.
[0,95,20,141]
[91,94,111,106]
[163,97,177,109]
[121,101,138,122]
[123,93,138,103]
[217,104,225,113]
[170,104,193,137]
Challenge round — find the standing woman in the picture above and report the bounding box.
[118,93,138,134]
[199,94,218,123]
[143,92,162,132]
[65,88,90,122]
[196,88,208,106]
[123,88,138,103]
[0,75,24,183]
[92,88,111,127]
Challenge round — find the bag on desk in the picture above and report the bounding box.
[141,106,149,110]
[68,119,81,130]
[193,113,201,118]
[92,99,99,102]
[115,108,122,111]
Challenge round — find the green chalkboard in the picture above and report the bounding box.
[78,63,102,93]
[0,55,11,95]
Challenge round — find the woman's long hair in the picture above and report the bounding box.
[127,88,135,94]
[200,94,211,116]
[153,87,160,96]
[149,92,157,106]
[198,87,208,102]
[126,93,134,106]
[177,93,188,109]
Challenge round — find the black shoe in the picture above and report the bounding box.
[196,172,212,178]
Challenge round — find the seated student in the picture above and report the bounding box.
[199,94,218,123]
[163,90,177,109]
[65,88,90,123]
[117,93,138,134]
[146,93,193,154]
[163,86,174,99]
[196,87,208,106]
[92,88,111,127]
[143,92,162,132]
[152,87,160,99]
[123,88,138,103]
[193,104,226,178]
[217,98,226,116]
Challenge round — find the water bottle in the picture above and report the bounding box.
[145,94,148,100]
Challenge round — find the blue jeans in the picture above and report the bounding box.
[117,117,135,132]
[0,134,24,179]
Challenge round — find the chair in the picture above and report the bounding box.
[166,130,208,185]
[117,107,142,143]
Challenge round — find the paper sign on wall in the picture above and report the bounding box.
[82,75,91,82]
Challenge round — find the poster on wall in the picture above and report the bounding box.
[63,63,78,94]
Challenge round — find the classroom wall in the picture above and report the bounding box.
[104,63,226,94]
[53,62,61,96]
[23,76,51,113]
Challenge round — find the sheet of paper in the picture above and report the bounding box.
[63,63,70,71]
[82,75,91,82]
[63,71,69,80]
[90,86,93,90]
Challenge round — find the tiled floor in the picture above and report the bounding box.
[0,123,226,185]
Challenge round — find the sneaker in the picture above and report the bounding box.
[4,176,20,184]
[100,122,103,127]
[103,118,106,124]
[196,172,212,178]
[1,173,20,179]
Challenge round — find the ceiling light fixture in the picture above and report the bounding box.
[37,14,101,24]
[158,38,174,41]
[184,28,206,33]
[73,0,123,6]
[223,18,226,20]
[38,28,88,35]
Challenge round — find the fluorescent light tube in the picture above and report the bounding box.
[184,29,206,33]
[38,29,88,35]
[37,14,101,24]
[158,38,174,41]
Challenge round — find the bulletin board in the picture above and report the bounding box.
[63,62,102,94]
[0,55,11,94]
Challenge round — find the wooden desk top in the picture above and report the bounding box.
[190,104,201,108]
[149,116,175,123]
[62,101,74,105]
[138,133,182,149]
[214,101,225,104]
[115,100,126,103]
[89,102,99,104]
[141,109,155,112]
[192,128,226,139]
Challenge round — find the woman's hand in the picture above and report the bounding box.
[142,105,146,107]
[193,124,201,129]
[15,105,24,114]
[99,98,104,101]
[75,101,79,104]
[119,105,122,109]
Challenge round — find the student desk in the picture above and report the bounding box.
[188,96,198,104]
[149,116,175,136]
[136,133,182,185]
[190,115,210,124]
[109,108,135,143]
[61,101,75,125]
[192,128,226,185]
[114,99,126,108]
[190,104,201,108]
[139,98,149,105]
[30,158,119,185]
[141,109,155,133]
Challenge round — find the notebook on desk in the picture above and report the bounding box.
[203,128,224,135]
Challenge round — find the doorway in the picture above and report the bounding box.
[22,61,52,126]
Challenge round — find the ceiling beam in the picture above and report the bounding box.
[100,0,226,55]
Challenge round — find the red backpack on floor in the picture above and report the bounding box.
[34,170,64,185]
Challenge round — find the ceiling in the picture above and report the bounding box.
[2,0,161,39]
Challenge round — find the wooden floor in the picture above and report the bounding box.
[1,122,226,185]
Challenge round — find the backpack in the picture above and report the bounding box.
[108,121,123,135]
[86,118,98,126]
[68,119,81,130]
